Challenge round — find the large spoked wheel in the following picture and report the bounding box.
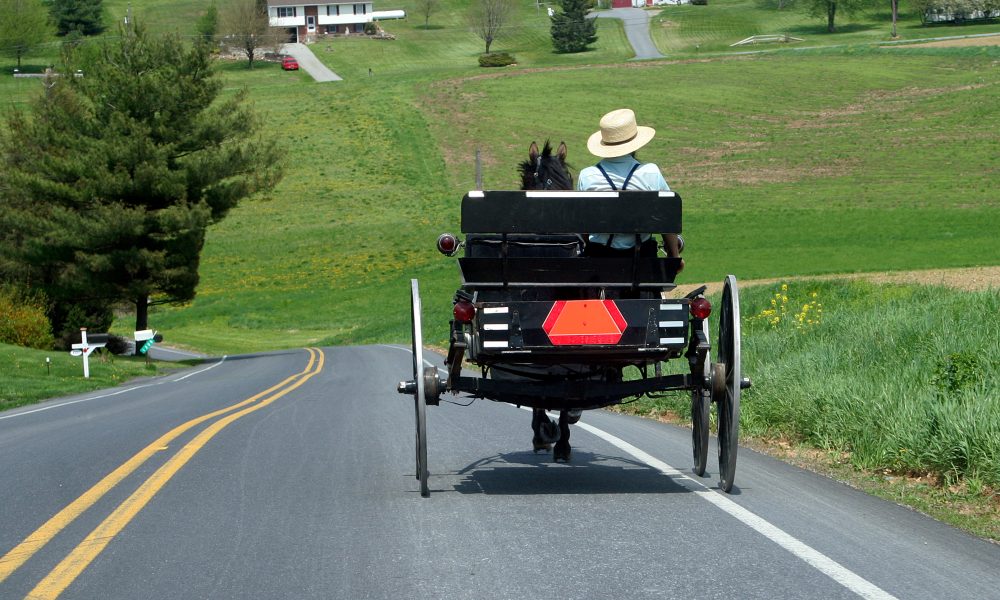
[409,279,429,498]
[716,275,742,493]
[691,318,711,477]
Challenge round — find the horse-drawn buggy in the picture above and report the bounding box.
[399,173,748,498]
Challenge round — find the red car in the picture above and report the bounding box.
[282,56,299,71]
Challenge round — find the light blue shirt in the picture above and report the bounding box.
[577,156,671,250]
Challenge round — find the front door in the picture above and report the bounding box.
[307,16,316,32]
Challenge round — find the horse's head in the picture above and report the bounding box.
[519,141,572,190]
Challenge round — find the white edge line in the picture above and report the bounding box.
[519,406,898,600]
[379,344,444,373]
[170,355,228,381]
[0,356,228,421]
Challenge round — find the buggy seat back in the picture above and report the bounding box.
[459,190,682,290]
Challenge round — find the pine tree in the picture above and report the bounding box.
[48,0,105,36]
[550,0,597,54]
[0,22,284,336]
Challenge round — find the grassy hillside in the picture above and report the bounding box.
[137,46,1000,355]
[1,0,997,355]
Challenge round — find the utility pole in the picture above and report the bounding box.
[475,149,483,190]
[890,0,898,38]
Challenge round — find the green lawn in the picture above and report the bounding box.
[0,343,163,409]
[648,0,1000,54]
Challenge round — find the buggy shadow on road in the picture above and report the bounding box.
[448,450,692,495]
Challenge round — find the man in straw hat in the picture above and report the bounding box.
[578,108,684,270]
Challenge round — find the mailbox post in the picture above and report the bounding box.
[134,329,162,364]
[70,328,107,378]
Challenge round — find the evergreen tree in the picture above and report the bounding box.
[550,0,597,54]
[0,22,284,335]
[196,2,219,46]
[0,0,52,68]
[48,0,105,36]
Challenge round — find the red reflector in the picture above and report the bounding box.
[453,300,475,322]
[437,233,458,255]
[690,297,711,320]
[542,300,627,345]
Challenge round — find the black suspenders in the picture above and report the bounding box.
[595,162,641,192]
[595,162,641,248]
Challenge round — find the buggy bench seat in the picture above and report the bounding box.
[459,190,683,289]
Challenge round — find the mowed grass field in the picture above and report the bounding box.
[1,0,998,532]
[152,46,1000,354]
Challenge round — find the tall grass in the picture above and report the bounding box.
[632,281,1000,492]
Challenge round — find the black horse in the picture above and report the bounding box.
[516,141,582,462]
[519,140,573,191]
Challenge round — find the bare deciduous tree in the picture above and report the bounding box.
[220,0,281,68]
[415,0,439,27]
[467,0,514,54]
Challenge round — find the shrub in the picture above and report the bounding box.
[364,22,378,35]
[52,302,114,350]
[0,286,54,350]
[478,52,516,67]
[690,0,708,4]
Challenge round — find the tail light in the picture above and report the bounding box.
[690,297,711,320]
[437,233,460,256]
[453,299,475,322]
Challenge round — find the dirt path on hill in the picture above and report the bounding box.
[672,266,1000,298]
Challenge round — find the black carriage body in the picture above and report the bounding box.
[443,190,701,410]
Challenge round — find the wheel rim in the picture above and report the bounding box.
[410,279,429,497]
[717,275,741,493]
[692,318,711,476]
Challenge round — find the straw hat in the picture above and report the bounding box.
[586,109,656,158]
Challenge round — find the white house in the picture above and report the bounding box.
[267,1,405,42]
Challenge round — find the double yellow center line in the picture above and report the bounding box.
[1,347,325,600]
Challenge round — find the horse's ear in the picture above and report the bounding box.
[529,141,539,162]
[557,141,567,162]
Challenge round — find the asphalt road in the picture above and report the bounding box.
[595,8,664,60]
[1,345,998,599]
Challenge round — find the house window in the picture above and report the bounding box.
[354,3,366,14]
[326,5,340,15]
[277,7,296,17]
